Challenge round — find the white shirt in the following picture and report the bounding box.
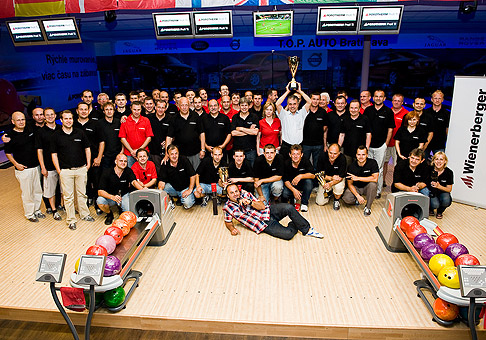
[278,107,309,145]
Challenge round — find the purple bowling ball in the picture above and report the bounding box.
[445,243,469,261]
[413,233,435,251]
[96,235,117,255]
[421,243,444,262]
[104,256,121,277]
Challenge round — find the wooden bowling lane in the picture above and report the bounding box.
[0,166,484,339]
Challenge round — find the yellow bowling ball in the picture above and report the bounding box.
[438,266,460,289]
[429,254,454,276]
[75,257,81,273]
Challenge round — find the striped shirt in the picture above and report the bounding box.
[223,191,270,234]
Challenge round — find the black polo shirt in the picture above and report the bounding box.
[231,112,260,151]
[4,126,39,168]
[114,107,130,121]
[326,110,348,145]
[201,113,231,148]
[316,151,347,178]
[168,112,203,156]
[158,156,195,191]
[74,119,103,157]
[166,103,179,118]
[148,114,172,156]
[249,106,263,117]
[392,160,428,192]
[196,157,228,184]
[363,105,395,148]
[228,159,254,179]
[98,167,137,196]
[51,127,90,169]
[253,154,284,179]
[283,156,314,183]
[99,118,122,160]
[348,158,379,188]
[35,124,61,171]
[424,107,451,150]
[340,115,371,157]
[302,108,328,146]
[394,126,427,158]
[427,166,454,196]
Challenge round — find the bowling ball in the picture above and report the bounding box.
[438,266,460,289]
[459,306,482,324]
[455,254,480,266]
[445,243,469,261]
[112,219,129,236]
[104,256,121,277]
[400,216,420,233]
[104,286,125,308]
[74,257,81,273]
[406,225,427,242]
[95,235,117,255]
[105,226,124,245]
[119,211,137,228]
[119,225,130,237]
[421,243,444,262]
[84,292,104,307]
[433,298,459,321]
[86,245,108,256]
[413,233,435,251]
[429,254,454,276]
[436,233,459,251]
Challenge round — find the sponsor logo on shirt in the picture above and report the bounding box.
[163,123,169,126]
[121,180,127,183]
[364,170,370,173]
[179,168,185,172]
[139,127,146,130]
[74,139,82,142]
[189,122,196,125]
[378,115,385,119]
[413,136,418,139]
[86,128,93,132]
[114,128,120,131]
[218,122,225,125]
[357,125,363,128]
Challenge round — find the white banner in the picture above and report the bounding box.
[446,76,486,208]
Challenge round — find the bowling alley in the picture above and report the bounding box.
[0,1,485,339]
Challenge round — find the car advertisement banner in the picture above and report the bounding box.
[446,76,486,209]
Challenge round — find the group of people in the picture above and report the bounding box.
[3,83,454,237]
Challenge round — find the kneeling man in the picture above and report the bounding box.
[222,183,323,240]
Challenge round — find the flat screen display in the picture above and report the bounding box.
[316,7,359,35]
[41,18,82,43]
[7,20,46,46]
[253,11,293,37]
[359,6,403,35]
[153,12,193,39]
[193,10,233,38]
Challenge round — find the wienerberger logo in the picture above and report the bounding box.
[461,176,474,189]
[461,88,486,189]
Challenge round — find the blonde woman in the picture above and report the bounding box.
[256,102,281,155]
[427,152,453,219]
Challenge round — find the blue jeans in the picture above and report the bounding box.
[244,149,257,167]
[163,183,195,209]
[430,192,452,213]
[97,193,130,212]
[282,178,314,205]
[263,203,311,240]
[200,183,224,195]
[302,145,323,171]
[260,180,284,203]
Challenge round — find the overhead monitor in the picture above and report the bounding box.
[153,12,193,39]
[253,11,293,38]
[193,10,233,38]
[316,7,359,35]
[41,17,82,44]
[6,20,46,46]
[359,6,404,35]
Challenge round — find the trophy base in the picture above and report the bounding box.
[289,81,298,91]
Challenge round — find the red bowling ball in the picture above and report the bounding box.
[86,245,108,256]
[400,216,420,234]
[436,233,459,251]
[105,226,124,245]
[455,254,480,266]
[406,224,427,242]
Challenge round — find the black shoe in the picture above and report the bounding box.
[87,198,94,207]
[175,199,182,206]
[376,193,381,199]
[104,213,114,225]
[46,208,53,215]
[96,208,103,215]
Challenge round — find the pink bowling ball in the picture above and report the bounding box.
[95,235,117,255]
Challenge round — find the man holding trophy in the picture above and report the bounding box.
[275,56,312,159]
[194,146,228,207]
[315,144,347,210]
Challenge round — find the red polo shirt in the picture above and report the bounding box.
[119,115,154,156]
[131,161,157,185]
[389,107,409,147]
[258,117,281,149]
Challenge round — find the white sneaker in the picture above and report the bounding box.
[306,227,324,239]
[300,204,308,212]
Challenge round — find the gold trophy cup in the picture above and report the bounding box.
[288,56,300,90]
[315,171,326,188]
[218,167,229,194]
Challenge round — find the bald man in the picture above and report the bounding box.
[5,112,44,222]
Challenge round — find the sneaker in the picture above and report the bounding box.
[28,217,39,223]
[68,222,77,230]
[168,200,176,210]
[53,212,62,221]
[333,200,341,211]
[363,207,372,216]
[306,227,324,239]
[57,205,65,211]
[96,208,103,215]
[104,213,114,225]
[201,195,210,207]
[355,199,360,206]
[35,211,46,219]
[82,215,95,222]
[300,204,308,212]
[46,207,53,215]
[376,193,381,199]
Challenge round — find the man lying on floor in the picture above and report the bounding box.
[222,183,323,240]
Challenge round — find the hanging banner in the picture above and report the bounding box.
[446,76,486,208]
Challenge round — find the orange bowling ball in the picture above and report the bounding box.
[433,298,459,321]
[406,224,427,242]
[119,211,137,228]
